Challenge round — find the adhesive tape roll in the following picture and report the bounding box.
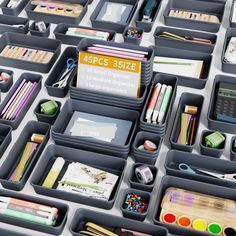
[135,165,153,184]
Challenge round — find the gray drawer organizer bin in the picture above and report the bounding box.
[165,149,236,188]
[208,74,236,134]
[154,26,217,54]
[170,92,204,152]
[134,0,162,32]
[0,32,61,73]
[70,208,168,236]
[0,0,29,16]
[29,22,50,38]
[0,229,29,236]
[163,0,225,33]
[0,124,12,158]
[0,121,50,191]
[152,46,212,89]
[140,73,178,137]
[52,99,139,158]
[230,0,236,28]
[0,189,68,235]
[25,0,88,24]
[45,47,76,98]
[153,175,236,236]
[0,73,42,129]
[221,28,236,74]
[231,136,236,161]
[90,0,138,33]
[54,23,116,46]
[31,144,126,210]
[0,68,13,93]
[77,38,154,86]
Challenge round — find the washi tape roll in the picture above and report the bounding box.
[1,72,10,82]
[135,165,153,184]
[143,140,157,151]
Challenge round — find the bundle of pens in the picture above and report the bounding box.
[0,196,58,226]
[8,133,44,182]
[145,83,172,124]
[178,105,198,145]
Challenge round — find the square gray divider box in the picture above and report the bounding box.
[221,28,236,74]
[70,208,168,236]
[0,123,12,158]
[0,0,29,16]
[129,162,158,192]
[0,121,50,191]
[30,144,126,210]
[29,22,50,38]
[154,26,217,54]
[0,229,29,236]
[200,130,226,158]
[208,74,236,134]
[52,99,139,159]
[152,45,212,89]
[163,0,225,33]
[140,73,178,137]
[153,175,236,236]
[77,38,154,86]
[90,0,138,33]
[0,15,29,34]
[0,68,13,93]
[45,46,76,98]
[134,0,162,32]
[0,73,42,129]
[0,189,68,235]
[231,136,236,161]
[54,23,116,46]
[0,32,61,73]
[25,0,88,24]
[170,92,204,152]
[123,26,143,45]
[165,149,236,188]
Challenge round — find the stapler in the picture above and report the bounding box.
[142,0,157,22]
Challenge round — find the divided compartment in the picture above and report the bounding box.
[0,124,12,158]
[0,121,50,191]
[0,32,61,73]
[152,46,212,89]
[165,150,236,188]
[0,189,68,235]
[45,46,76,98]
[70,208,168,236]
[0,0,29,16]
[30,144,126,210]
[134,0,162,32]
[231,136,236,161]
[90,0,138,33]
[139,73,178,137]
[153,175,236,236]
[170,92,204,152]
[0,68,13,93]
[0,73,42,129]
[54,23,116,46]
[29,21,50,38]
[25,0,88,24]
[163,0,225,32]
[123,26,143,45]
[154,26,217,54]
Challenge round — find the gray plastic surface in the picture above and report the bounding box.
[0,0,29,16]
[231,136,236,161]
[0,124,12,158]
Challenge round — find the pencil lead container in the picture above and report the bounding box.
[0,68,13,93]
[121,188,150,221]
[129,162,158,192]
[123,26,143,45]
[0,124,12,158]
[231,136,236,161]
[30,21,51,38]
[200,130,226,158]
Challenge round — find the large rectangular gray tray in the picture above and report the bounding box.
[153,175,236,236]
[152,45,212,89]
[0,121,50,191]
[0,32,61,73]
[0,0,29,16]
[208,74,236,134]
[163,0,224,32]
[170,92,204,152]
[0,73,42,129]
[70,208,168,236]
[25,0,88,24]
[54,23,116,46]
[154,26,217,54]
[0,189,68,235]
[31,144,126,210]
[90,0,138,33]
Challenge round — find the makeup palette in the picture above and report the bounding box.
[159,187,236,235]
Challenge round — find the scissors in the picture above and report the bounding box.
[52,58,77,88]
[178,163,236,182]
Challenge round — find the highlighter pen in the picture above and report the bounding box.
[157,85,172,124]
[145,83,162,123]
